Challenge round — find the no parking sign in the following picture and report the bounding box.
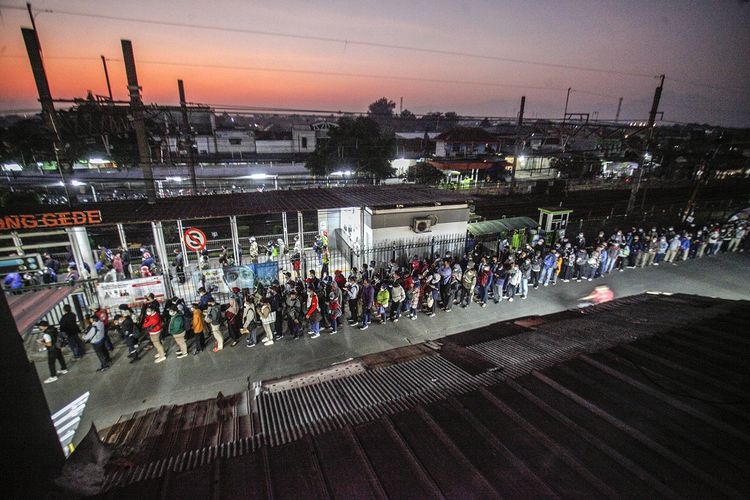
[183,227,207,252]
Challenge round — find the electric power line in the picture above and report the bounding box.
[1,3,656,79]
[1,3,744,97]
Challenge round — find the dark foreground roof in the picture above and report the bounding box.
[5,186,471,227]
[87,293,749,498]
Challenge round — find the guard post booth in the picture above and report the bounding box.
[466,216,538,256]
[537,207,573,245]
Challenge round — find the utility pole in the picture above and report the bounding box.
[101,55,113,101]
[21,25,73,204]
[562,87,571,125]
[178,79,198,195]
[682,144,722,222]
[399,96,403,114]
[510,95,526,194]
[615,97,623,122]
[626,74,664,216]
[121,39,157,203]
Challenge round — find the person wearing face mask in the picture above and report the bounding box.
[167,306,188,359]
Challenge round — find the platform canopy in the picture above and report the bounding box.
[0,185,472,231]
[467,216,538,237]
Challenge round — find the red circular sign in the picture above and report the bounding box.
[184,227,207,252]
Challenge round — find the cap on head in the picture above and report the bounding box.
[37,320,49,328]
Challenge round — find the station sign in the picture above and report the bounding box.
[0,210,103,231]
[183,227,207,252]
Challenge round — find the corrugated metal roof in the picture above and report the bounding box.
[467,216,538,237]
[3,186,471,228]
[90,293,750,498]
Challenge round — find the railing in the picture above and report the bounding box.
[5,279,98,334]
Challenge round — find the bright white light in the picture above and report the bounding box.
[71,180,86,187]
[331,170,352,177]
[166,176,183,182]
[2,163,22,172]
[391,158,410,170]
[88,158,108,165]
[249,173,270,180]
[518,155,526,162]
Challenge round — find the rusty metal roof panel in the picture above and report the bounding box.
[92,294,750,498]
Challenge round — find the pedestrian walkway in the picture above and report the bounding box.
[36,252,750,448]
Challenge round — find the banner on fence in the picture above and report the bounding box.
[221,261,279,291]
[192,268,229,295]
[96,276,167,308]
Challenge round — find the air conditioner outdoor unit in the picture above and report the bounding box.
[412,218,433,233]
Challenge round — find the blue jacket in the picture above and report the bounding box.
[543,253,556,269]
[3,272,23,289]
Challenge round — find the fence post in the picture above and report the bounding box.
[430,236,435,260]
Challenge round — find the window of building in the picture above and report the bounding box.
[301,137,308,149]
[229,138,242,145]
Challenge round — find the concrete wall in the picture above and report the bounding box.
[369,204,469,244]
[215,130,255,155]
[256,140,294,154]
[292,129,317,153]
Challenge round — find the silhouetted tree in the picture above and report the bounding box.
[306,116,395,179]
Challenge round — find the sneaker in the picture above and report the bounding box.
[653,263,659,266]
[329,330,336,335]
[44,376,58,384]
[543,283,549,287]
[246,342,256,348]
[359,325,369,330]
[588,278,593,282]
[393,318,399,323]
[307,330,315,335]
[311,333,320,339]
[176,352,187,359]
[428,313,436,317]
[563,279,570,283]
[231,340,240,347]
[445,308,451,312]
[410,315,417,320]
[521,295,527,300]
[154,356,166,363]
[59,369,68,375]
[508,297,514,302]
[481,303,487,308]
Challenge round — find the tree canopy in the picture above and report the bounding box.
[306,116,395,179]
[368,97,396,117]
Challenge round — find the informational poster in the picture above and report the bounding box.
[97,276,167,308]
[253,261,279,287]
[192,268,229,295]
[221,261,279,291]
[223,265,255,291]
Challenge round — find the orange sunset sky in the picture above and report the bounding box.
[1,0,749,126]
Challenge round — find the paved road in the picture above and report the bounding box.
[36,252,750,446]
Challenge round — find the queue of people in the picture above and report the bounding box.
[33,218,747,381]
